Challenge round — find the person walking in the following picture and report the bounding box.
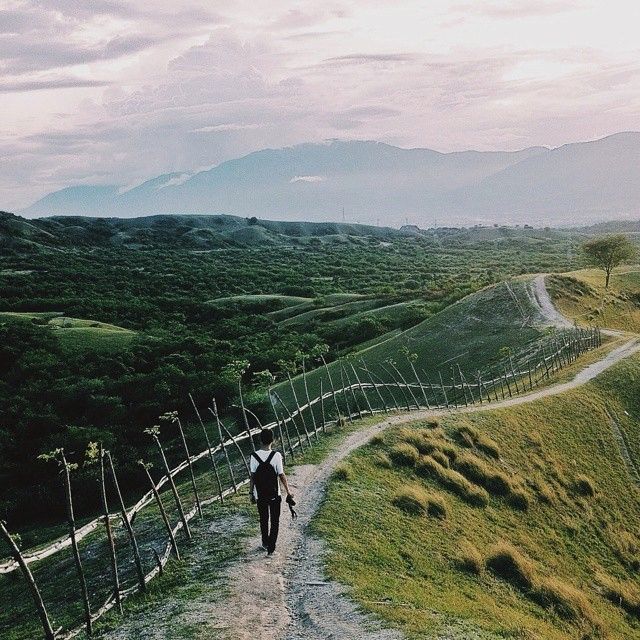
[249,428,294,555]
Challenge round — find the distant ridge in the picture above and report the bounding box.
[22,133,640,226]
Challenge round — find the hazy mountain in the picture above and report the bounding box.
[21,133,640,225]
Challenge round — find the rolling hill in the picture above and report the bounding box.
[20,133,640,226]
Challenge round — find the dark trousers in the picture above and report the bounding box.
[257,496,281,553]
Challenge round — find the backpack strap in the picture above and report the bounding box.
[251,451,277,466]
[266,450,276,465]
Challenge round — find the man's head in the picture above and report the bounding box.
[259,428,274,447]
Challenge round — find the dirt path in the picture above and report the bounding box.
[530,274,573,328]
[206,278,640,640]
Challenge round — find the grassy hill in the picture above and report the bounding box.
[314,351,640,639]
[274,278,550,406]
[547,267,640,333]
[0,311,135,354]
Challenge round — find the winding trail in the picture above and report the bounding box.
[207,276,640,640]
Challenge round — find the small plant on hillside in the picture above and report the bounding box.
[389,442,420,467]
[573,474,596,497]
[453,453,512,496]
[373,452,392,468]
[430,450,450,468]
[417,455,489,507]
[456,424,500,459]
[507,486,530,511]
[334,463,353,482]
[534,577,600,626]
[486,543,535,590]
[425,492,448,519]
[597,572,640,618]
[457,541,483,575]
[392,485,429,515]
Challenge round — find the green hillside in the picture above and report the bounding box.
[314,352,640,639]
[0,311,135,354]
[275,278,548,406]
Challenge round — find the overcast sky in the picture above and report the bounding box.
[2,0,640,209]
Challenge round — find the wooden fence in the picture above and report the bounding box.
[0,327,601,639]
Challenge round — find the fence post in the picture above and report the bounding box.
[437,370,449,408]
[269,391,295,459]
[140,462,180,561]
[167,413,202,519]
[59,451,92,636]
[339,363,353,421]
[273,390,305,451]
[210,403,238,492]
[211,407,252,480]
[350,361,374,415]
[321,355,341,418]
[342,361,363,419]
[320,378,327,430]
[146,431,192,540]
[0,520,56,640]
[238,379,256,450]
[287,372,312,444]
[361,361,390,412]
[302,359,319,440]
[409,359,430,409]
[390,360,420,409]
[188,393,224,503]
[381,362,411,411]
[100,445,122,614]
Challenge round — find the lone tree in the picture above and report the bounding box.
[582,234,635,289]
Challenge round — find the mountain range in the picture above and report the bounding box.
[22,132,640,226]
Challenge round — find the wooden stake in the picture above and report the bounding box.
[350,362,374,415]
[106,451,147,590]
[437,370,449,408]
[188,393,224,504]
[409,359,430,409]
[60,451,92,636]
[0,520,55,640]
[149,435,192,539]
[390,360,420,409]
[361,361,389,412]
[237,379,256,449]
[100,446,122,614]
[319,378,327,430]
[339,364,353,421]
[287,372,312,444]
[140,463,180,561]
[321,355,341,419]
[381,362,411,411]
[302,359,319,440]
[174,415,202,519]
[342,362,362,419]
[269,391,294,459]
[273,390,305,451]
[211,402,237,492]
[212,408,252,480]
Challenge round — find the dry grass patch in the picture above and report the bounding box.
[453,453,512,496]
[610,527,640,570]
[369,433,385,446]
[457,541,483,575]
[507,486,530,512]
[416,455,489,507]
[486,542,536,590]
[534,577,601,628]
[334,463,353,481]
[573,474,596,497]
[598,572,640,618]
[430,450,450,468]
[372,452,392,469]
[392,485,448,519]
[389,442,420,467]
[456,424,501,459]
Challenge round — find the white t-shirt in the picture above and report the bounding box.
[250,449,284,499]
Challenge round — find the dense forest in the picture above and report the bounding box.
[0,213,591,527]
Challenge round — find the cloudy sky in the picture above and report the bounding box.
[2,0,639,209]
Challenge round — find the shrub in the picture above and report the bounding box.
[373,452,392,469]
[598,572,640,618]
[389,442,420,467]
[431,450,450,468]
[533,577,599,624]
[453,453,511,496]
[426,493,448,519]
[417,456,489,507]
[392,485,428,515]
[457,541,483,575]
[574,474,596,497]
[507,487,530,511]
[486,543,535,590]
[334,463,352,481]
[456,424,500,458]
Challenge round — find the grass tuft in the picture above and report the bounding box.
[456,424,500,458]
[334,463,353,481]
[453,453,512,496]
[486,543,535,590]
[369,434,385,446]
[533,577,600,626]
[573,474,596,497]
[389,442,420,467]
[392,485,429,515]
[430,450,450,468]
[372,452,392,469]
[416,455,489,507]
[425,492,448,519]
[598,572,640,618]
[507,486,530,511]
[457,541,483,575]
